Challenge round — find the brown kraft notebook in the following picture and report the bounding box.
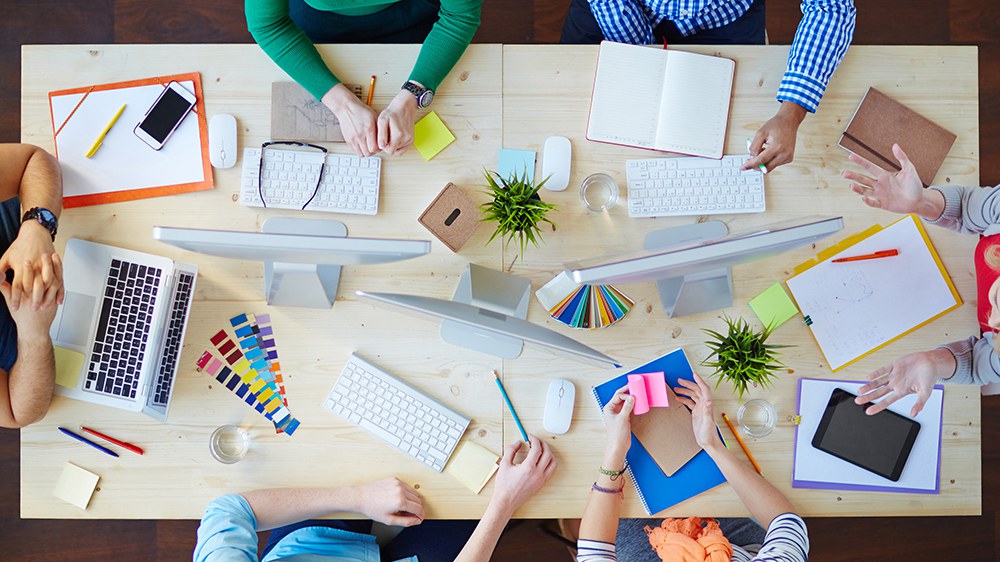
[839,87,956,187]
[630,386,702,477]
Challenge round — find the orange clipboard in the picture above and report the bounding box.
[48,72,213,208]
[785,214,962,371]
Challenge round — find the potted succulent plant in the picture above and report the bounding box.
[701,315,789,400]
[480,168,557,262]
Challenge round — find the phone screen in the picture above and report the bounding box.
[139,88,194,143]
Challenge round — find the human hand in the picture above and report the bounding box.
[842,143,933,216]
[673,373,723,450]
[602,385,634,459]
[352,477,425,527]
[0,253,61,336]
[491,435,557,516]
[323,84,379,157]
[855,349,955,417]
[743,102,806,173]
[0,224,62,312]
[376,90,418,155]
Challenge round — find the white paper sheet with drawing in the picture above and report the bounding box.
[51,81,204,198]
[785,215,959,370]
[793,379,942,493]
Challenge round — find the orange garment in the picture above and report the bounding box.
[645,517,733,562]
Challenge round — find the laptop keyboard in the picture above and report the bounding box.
[151,272,195,406]
[85,259,161,398]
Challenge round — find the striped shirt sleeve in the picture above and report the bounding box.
[587,0,655,44]
[746,513,809,562]
[777,0,856,112]
[576,538,617,561]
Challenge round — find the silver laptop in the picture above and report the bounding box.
[51,238,197,421]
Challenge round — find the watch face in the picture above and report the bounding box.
[418,90,434,108]
[39,208,56,223]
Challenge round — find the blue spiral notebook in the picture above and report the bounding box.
[592,348,727,515]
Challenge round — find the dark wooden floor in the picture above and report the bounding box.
[2,1,999,560]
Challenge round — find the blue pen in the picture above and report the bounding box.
[59,427,120,458]
[493,371,529,443]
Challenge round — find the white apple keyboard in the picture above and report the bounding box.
[626,155,765,218]
[240,147,381,215]
[323,353,470,472]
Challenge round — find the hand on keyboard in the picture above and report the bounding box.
[491,435,557,515]
[744,101,806,172]
[353,476,425,527]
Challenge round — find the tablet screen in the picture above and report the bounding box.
[811,388,920,481]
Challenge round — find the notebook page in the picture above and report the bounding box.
[656,51,734,158]
[587,42,668,149]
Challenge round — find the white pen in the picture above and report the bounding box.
[746,138,768,174]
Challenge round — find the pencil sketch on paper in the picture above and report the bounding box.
[270,82,362,143]
[830,270,875,311]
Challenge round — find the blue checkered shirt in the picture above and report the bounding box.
[587,0,856,112]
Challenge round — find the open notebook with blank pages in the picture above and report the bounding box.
[587,41,735,159]
[793,378,943,494]
[785,214,961,371]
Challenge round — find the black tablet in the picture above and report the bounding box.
[811,388,921,482]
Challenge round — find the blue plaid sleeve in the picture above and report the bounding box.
[777,0,856,112]
[587,0,656,44]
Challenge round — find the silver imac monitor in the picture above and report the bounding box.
[355,289,622,368]
[564,216,844,317]
[153,217,430,308]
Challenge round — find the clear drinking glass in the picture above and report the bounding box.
[210,425,249,464]
[737,399,777,438]
[579,173,619,211]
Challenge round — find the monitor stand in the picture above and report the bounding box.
[644,220,731,318]
[440,263,532,358]
[262,217,346,308]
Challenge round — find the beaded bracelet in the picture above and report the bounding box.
[598,464,627,481]
[591,482,624,499]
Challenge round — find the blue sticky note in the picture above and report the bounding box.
[498,148,536,182]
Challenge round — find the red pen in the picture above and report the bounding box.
[831,249,899,263]
[81,427,144,455]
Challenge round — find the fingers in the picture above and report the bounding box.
[387,114,412,155]
[868,390,906,415]
[857,366,890,395]
[892,143,913,171]
[842,170,876,188]
[910,389,931,418]
[619,393,635,416]
[384,512,423,527]
[525,434,543,464]
[13,260,33,312]
[847,152,885,176]
[746,144,792,172]
[674,395,695,410]
[32,266,45,310]
[501,439,523,466]
[400,498,425,521]
[377,114,390,152]
[858,384,893,405]
[748,129,767,158]
[692,373,712,395]
[52,253,64,305]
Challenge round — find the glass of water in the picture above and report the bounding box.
[210,425,249,464]
[737,399,777,438]
[579,173,620,211]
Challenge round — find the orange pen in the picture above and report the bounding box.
[81,426,144,455]
[721,413,762,475]
[831,249,899,263]
[367,75,376,106]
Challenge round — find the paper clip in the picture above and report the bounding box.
[803,315,813,326]
[787,414,802,426]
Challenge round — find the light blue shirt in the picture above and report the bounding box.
[586,0,857,113]
[194,494,381,562]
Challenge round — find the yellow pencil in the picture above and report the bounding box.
[85,103,126,158]
[721,412,763,475]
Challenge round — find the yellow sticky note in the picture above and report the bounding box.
[413,111,455,161]
[53,462,100,510]
[749,282,799,329]
[53,346,85,388]
[445,441,499,494]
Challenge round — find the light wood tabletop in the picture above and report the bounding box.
[20,44,979,519]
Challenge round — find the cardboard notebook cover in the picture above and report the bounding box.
[592,349,725,515]
[271,82,363,142]
[630,386,702,477]
[839,87,956,187]
[418,183,481,252]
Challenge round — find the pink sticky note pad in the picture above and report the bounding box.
[628,372,669,415]
[627,374,650,415]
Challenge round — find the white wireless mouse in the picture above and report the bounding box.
[543,379,575,434]
[209,114,238,169]
[541,136,571,191]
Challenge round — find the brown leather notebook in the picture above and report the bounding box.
[630,387,702,477]
[839,87,956,187]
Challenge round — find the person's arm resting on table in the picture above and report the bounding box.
[0,144,63,429]
[584,0,655,45]
[745,0,856,172]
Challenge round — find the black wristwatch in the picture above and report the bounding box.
[402,80,434,109]
[21,207,58,241]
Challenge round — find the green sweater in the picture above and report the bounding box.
[246,0,482,100]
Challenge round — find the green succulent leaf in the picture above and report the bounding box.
[480,168,558,263]
[700,314,792,400]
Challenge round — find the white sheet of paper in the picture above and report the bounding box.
[793,379,942,492]
[51,80,205,198]
[53,462,100,509]
[656,50,734,159]
[786,216,958,370]
[587,42,666,149]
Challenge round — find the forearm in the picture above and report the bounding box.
[407,0,482,91]
[578,446,627,543]
[926,185,1000,234]
[705,441,796,526]
[939,336,998,386]
[3,333,55,428]
[777,0,856,112]
[242,486,362,531]
[18,147,62,216]
[453,500,513,562]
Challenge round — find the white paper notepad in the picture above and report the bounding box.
[587,41,735,158]
[53,462,100,509]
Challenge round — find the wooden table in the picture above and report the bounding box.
[20,44,980,519]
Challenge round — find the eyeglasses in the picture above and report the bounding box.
[257,141,328,210]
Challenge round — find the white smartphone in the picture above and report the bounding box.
[133,81,197,150]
